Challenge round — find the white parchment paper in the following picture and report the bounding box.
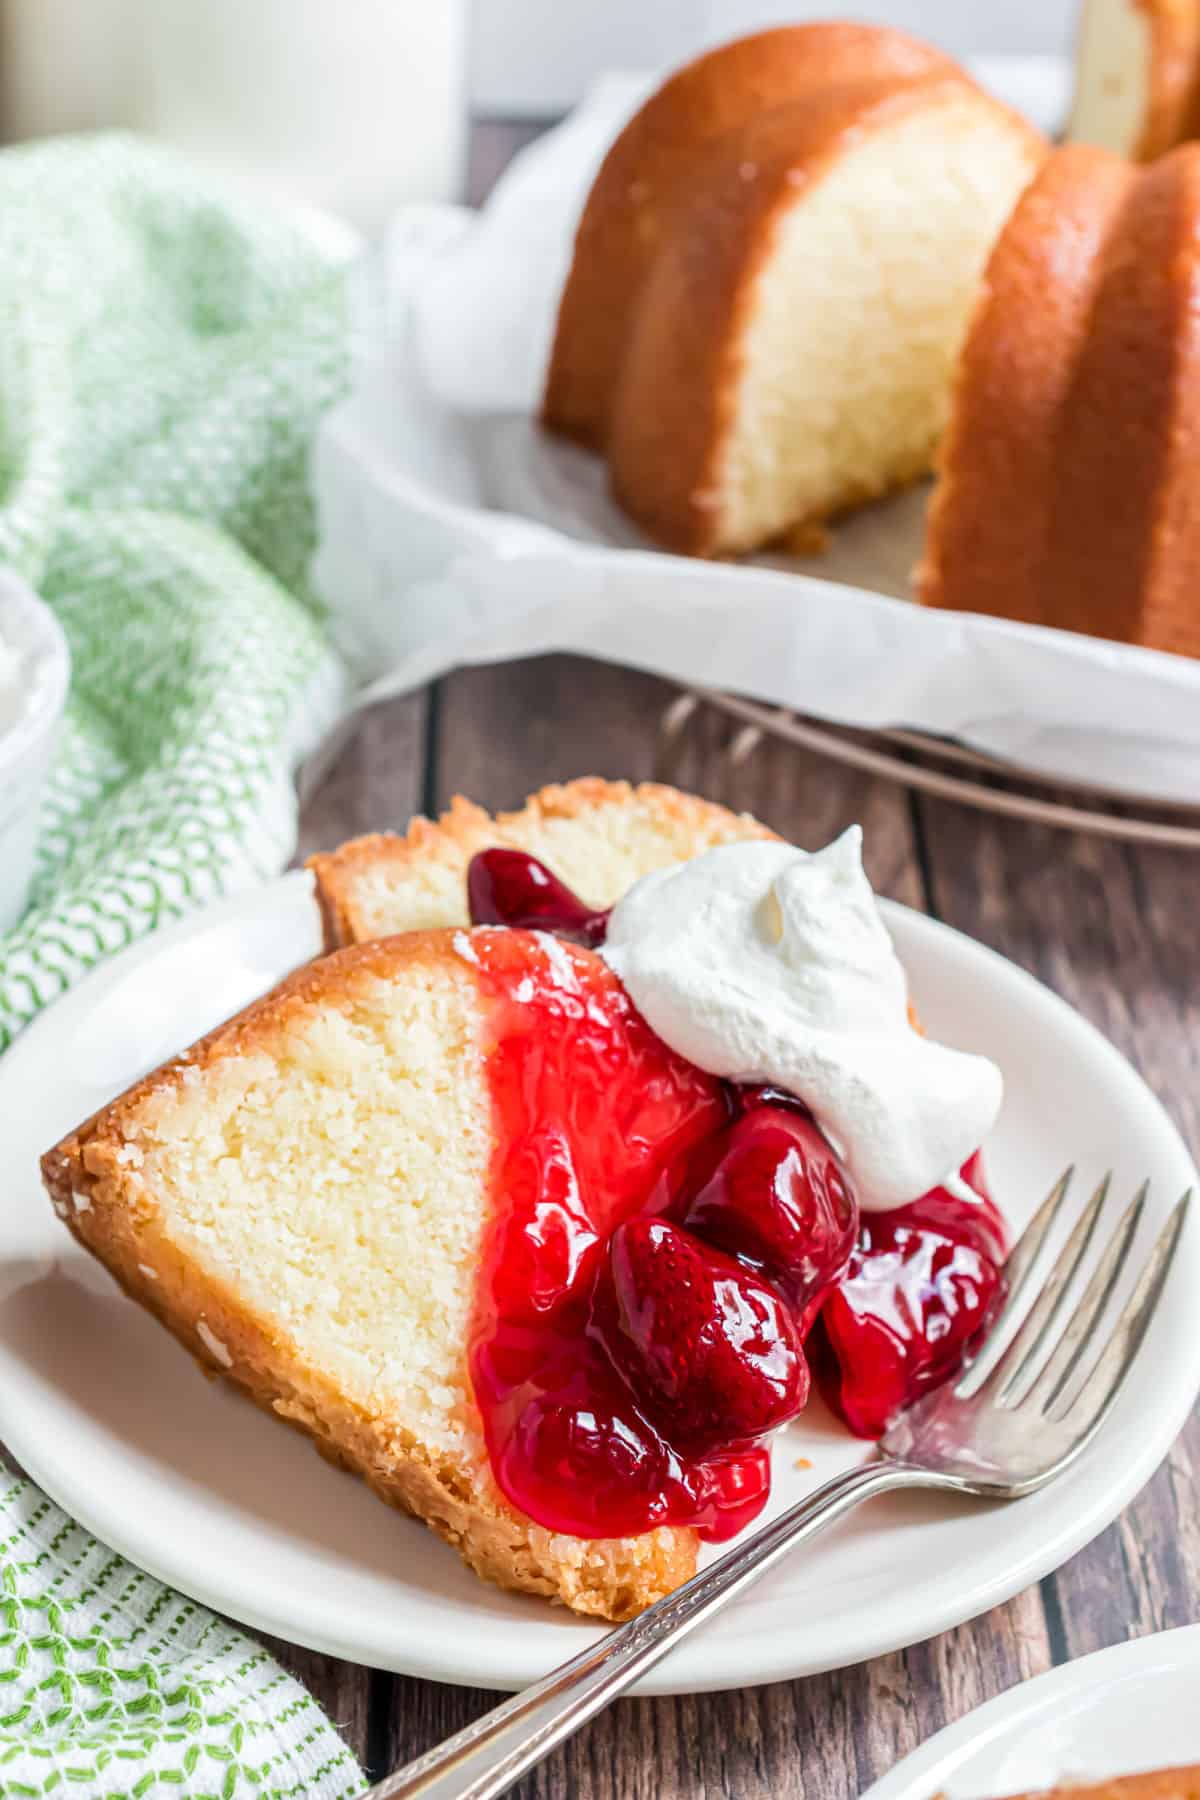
[312,60,1200,803]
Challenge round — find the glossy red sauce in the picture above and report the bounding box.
[467,847,609,947]
[464,850,1007,1538]
[813,1152,1007,1438]
[466,928,774,1540]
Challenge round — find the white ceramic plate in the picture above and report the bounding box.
[0,873,1196,1693]
[862,1626,1200,1799]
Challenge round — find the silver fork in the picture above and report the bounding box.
[366,1171,1191,1800]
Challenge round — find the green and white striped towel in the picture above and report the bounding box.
[0,135,365,1793]
[0,132,350,1053]
[0,1468,362,1798]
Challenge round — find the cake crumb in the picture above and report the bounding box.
[197,1320,232,1367]
[794,1456,813,1471]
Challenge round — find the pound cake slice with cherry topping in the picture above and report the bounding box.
[44,780,1008,1619]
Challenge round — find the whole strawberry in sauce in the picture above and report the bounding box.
[496,1378,774,1542]
[677,1090,858,1331]
[591,1217,810,1452]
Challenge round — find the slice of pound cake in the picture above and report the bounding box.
[309,778,773,951]
[42,782,773,1621]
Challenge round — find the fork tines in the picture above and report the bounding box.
[958,1168,1191,1437]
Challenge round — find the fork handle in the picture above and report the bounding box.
[365,1459,933,1800]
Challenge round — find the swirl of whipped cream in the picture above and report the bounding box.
[603,829,1002,1212]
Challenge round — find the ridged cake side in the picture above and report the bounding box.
[921,143,1200,658]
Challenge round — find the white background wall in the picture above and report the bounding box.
[470,0,1079,114]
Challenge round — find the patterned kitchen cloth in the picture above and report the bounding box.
[0,132,351,1052]
[0,1467,362,1798]
[0,135,365,1794]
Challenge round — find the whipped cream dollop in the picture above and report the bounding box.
[603,830,1002,1212]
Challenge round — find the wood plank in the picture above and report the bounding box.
[424,654,924,906]
[294,692,428,863]
[254,1631,374,1773]
[362,654,1055,1797]
[377,1592,1049,1800]
[917,797,1200,1669]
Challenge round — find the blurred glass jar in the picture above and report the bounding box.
[0,0,467,232]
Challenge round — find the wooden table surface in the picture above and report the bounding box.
[279,124,1200,1796]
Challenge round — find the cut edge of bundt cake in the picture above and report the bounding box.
[308,778,776,951]
[542,21,962,452]
[1069,0,1200,162]
[605,77,1044,557]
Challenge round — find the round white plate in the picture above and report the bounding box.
[0,873,1196,1693]
[863,1626,1200,1799]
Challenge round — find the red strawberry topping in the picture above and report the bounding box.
[813,1152,1007,1438]
[463,856,1007,1541]
[676,1095,859,1330]
[592,1217,810,1451]
[467,848,610,947]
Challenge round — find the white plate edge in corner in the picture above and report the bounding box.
[860,1626,1200,1800]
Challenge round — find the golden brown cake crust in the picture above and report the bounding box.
[542,24,959,453]
[41,929,701,1622]
[921,142,1200,659]
[988,1769,1200,1800]
[308,777,775,951]
[919,145,1135,625]
[1135,0,1200,159]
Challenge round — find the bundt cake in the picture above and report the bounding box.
[542,23,1045,557]
[920,142,1200,659]
[1069,0,1200,160]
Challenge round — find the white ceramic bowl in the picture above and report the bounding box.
[0,569,70,934]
